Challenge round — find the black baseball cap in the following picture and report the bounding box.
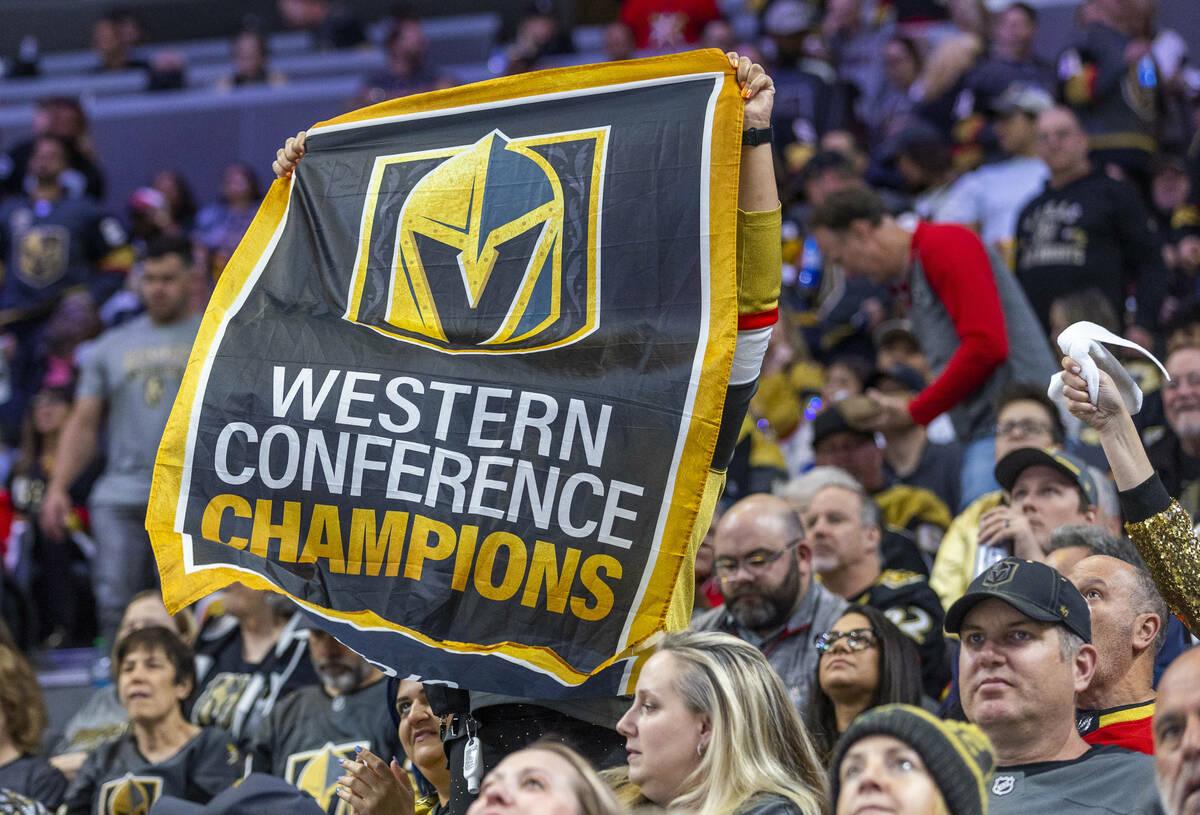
[811,402,875,449]
[867,363,927,394]
[993,448,1100,508]
[945,557,1091,642]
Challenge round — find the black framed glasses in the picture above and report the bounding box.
[714,538,803,580]
[814,628,877,654]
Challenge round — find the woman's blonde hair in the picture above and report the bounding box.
[525,741,625,815]
[0,644,48,754]
[654,630,829,815]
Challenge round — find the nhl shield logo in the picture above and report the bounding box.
[346,127,607,354]
[992,775,1016,796]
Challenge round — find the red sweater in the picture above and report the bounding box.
[906,222,1010,426]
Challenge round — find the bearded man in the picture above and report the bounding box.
[692,493,849,714]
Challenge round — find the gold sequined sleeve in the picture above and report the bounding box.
[1124,498,1200,637]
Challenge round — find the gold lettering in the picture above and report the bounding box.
[474,531,527,602]
[201,494,251,550]
[347,509,409,577]
[299,504,346,574]
[521,541,580,613]
[404,515,456,581]
[250,499,301,560]
[570,554,621,621]
[451,525,479,592]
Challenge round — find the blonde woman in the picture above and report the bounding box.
[616,630,828,815]
[466,741,624,815]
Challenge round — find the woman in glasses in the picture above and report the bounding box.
[806,606,922,763]
[616,630,828,814]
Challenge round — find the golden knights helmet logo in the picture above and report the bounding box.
[18,225,69,289]
[98,773,162,815]
[345,128,607,353]
[285,740,365,814]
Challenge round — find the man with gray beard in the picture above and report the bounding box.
[692,493,848,715]
[248,629,400,811]
[1149,346,1200,518]
[1155,648,1200,815]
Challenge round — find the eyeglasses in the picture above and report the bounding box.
[714,538,802,580]
[993,419,1053,438]
[814,628,878,654]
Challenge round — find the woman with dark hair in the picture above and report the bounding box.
[806,606,923,763]
[193,162,263,278]
[0,644,67,808]
[7,380,101,649]
[151,170,198,233]
[333,679,452,815]
[60,627,242,815]
[51,591,197,780]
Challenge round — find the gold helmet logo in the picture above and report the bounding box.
[18,225,69,288]
[99,774,162,815]
[346,128,606,353]
[285,741,364,814]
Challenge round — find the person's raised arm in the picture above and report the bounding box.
[1058,357,1153,490]
[40,395,105,540]
[1060,355,1200,635]
[730,52,777,214]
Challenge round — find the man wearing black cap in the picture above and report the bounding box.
[983,447,1100,565]
[947,557,1159,814]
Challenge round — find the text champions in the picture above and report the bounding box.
[199,365,648,624]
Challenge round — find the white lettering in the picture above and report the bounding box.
[272,366,339,420]
[335,371,381,428]
[214,422,257,485]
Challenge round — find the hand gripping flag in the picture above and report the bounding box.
[148,51,744,697]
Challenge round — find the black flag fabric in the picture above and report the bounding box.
[149,51,743,697]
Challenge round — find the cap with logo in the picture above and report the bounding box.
[945,557,1091,642]
[993,447,1099,508]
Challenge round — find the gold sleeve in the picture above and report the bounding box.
[1124,500,1200,637]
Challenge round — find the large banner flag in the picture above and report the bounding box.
[149,51,743,697]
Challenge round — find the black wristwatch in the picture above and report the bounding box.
[742,126,772,146]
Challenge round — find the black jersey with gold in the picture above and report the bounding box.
[854,569,951,699]
[60,727,241,815]
[248,679,401,814]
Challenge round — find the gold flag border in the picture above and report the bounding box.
[147,49,742,691]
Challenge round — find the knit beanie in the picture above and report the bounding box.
[829,704,996,815]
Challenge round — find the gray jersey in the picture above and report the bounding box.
[76,313,201,506]
[987,744,1162,815]
[691,581,849,716]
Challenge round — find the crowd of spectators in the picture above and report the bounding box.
[1,0,1200,814]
